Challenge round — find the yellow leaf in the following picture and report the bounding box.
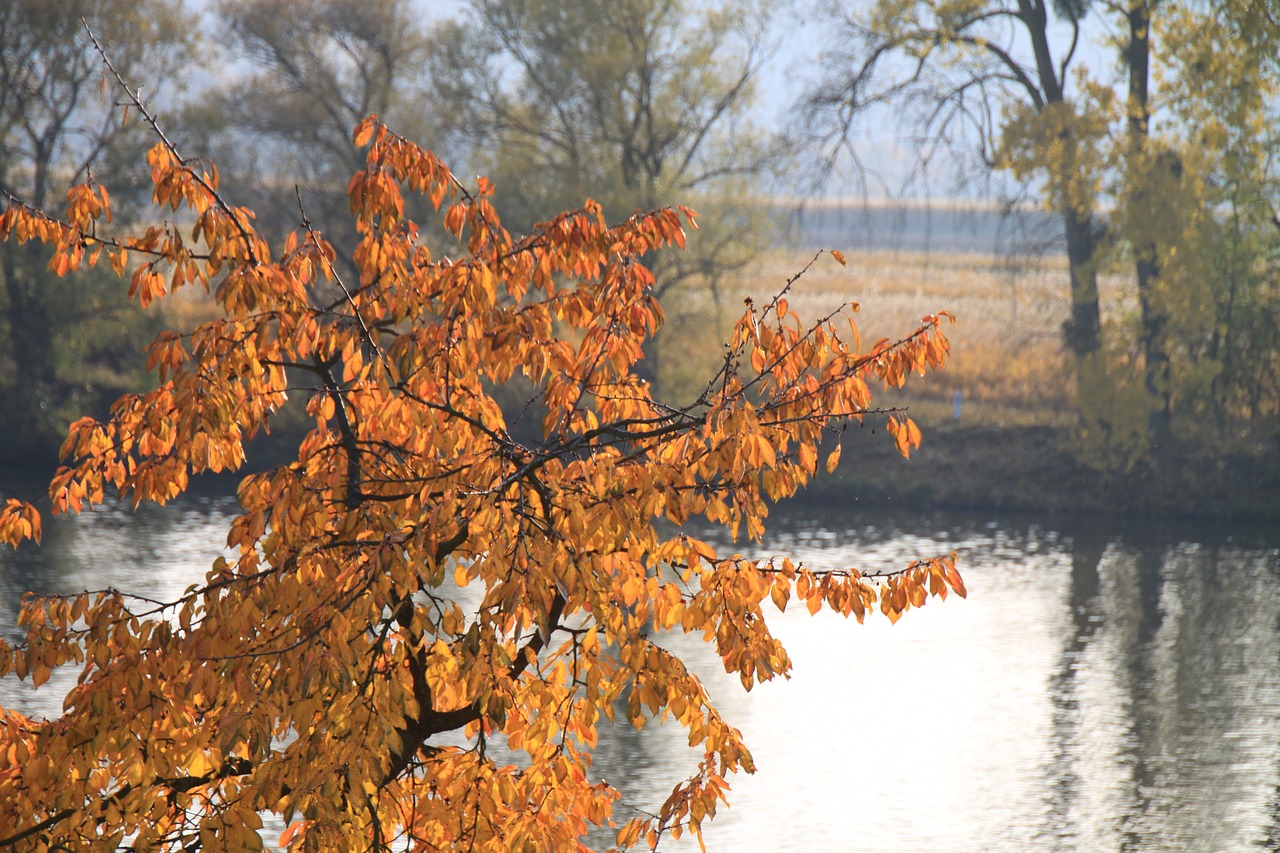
[825,443,842,473]
[798,443,817,474]
[906,417,922,449]
[188,751,216,777]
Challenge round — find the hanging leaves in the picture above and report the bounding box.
[0,106,958,852]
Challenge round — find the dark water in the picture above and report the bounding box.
[2,496,1277,852]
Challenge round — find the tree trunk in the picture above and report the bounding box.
[1135,242,1172,447]
[1061,206,1103,362]
[1020,0,1104,384]
[0,240,63,465]
[1125,0,1173,449]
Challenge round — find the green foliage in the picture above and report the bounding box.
[1154,4,1280,429]
[997,94,1112,224]
[1064,0,1280,463]
[1071,350,1158,474]
[0,246,164,451]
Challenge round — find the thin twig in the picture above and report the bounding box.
[81,20,261,266]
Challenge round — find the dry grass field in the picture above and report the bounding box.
[662,246,1138,429]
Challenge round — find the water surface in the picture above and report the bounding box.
[2,496,1277,852]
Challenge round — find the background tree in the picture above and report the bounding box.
[804,0,1107,375]
[425,0,792,389]
[0,0,192,464]
[1114,0,1173,447]
[805,0,1280,462]
[1126,1,1280,438]
[0,69,961,850]
[187,0,435,259]
[1077,0,1280,461]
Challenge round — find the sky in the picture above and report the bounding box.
[191,0,1120,202]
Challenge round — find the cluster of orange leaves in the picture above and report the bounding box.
[0,111,960,851]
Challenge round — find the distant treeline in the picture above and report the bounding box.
[774,199,1065,255]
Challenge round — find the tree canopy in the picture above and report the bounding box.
[805,0,1280,464]
[0,55,961,850]
[425,0,789,300]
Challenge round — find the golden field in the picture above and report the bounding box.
[673,247,1138,427]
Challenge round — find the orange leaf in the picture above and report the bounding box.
[825,443,842,473]
[798,443,817,474]
[278,821,307,848]
[353,118,376,147]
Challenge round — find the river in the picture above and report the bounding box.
[1,494,1277,852]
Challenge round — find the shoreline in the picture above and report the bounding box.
[4,424,1276,523]
[796,423,1280,523]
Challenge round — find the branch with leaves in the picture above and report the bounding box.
[0,57,959,851]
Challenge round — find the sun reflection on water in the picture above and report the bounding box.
[2,498,1277,852]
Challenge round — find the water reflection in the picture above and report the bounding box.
[595,510,1280,852]
[0,487,237,718]
[1,497,1277,852]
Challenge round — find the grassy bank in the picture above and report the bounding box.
[710,247,1280,520]
[794,422,1280,521]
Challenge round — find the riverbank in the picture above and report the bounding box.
[799,422,1280,521]
[3,420,1274,522]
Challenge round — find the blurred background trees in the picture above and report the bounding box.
[420,0,790,391]
[1,0,1276,490]
[804,0,1280,469]
[185,0,789,394]
[0,0,192,465]
[1115,0,1280,458]
[422,0,788,291]
[803,0,1108,376]
[186,0,437,263]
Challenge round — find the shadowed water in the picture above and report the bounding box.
[2,495,1277,852]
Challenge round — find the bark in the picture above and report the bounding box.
[1061,206,1103,361]
[1125,0,1173,449]
[1021,0,1104,370]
